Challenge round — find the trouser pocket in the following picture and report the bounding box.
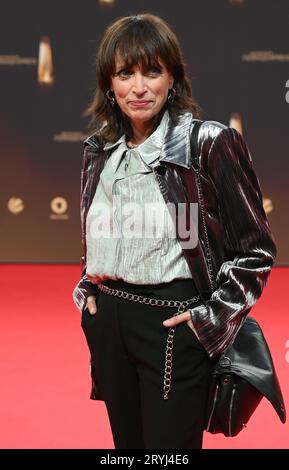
[181,321,205,351]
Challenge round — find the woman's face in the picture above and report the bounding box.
[110,54,174,127]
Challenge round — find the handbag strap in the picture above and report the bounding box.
[190,120,215,294]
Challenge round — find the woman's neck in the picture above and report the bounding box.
[129,120,154,146]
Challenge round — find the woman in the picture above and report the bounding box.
[73,13,276,449]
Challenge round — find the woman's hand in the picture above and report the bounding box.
[163,310,200,339]
[85,295,97,315]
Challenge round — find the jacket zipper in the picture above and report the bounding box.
[206,383,220,431]
[228,386,236,436]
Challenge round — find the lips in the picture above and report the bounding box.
[129,100,152,107]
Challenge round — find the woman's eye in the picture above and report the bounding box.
[147,67,162,76]
[115,67,162,79]
[116,69,131,78]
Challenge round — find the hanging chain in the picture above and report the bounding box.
[97,283,199,309]
[97,282,200,400]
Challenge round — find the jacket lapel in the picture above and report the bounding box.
[159,112,194,169]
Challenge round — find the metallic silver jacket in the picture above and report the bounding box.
[73,111,276,366]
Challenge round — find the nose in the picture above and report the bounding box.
[132,71,147,95]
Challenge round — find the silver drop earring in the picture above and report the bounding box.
[167,87,176,103]
[106,89,115,107]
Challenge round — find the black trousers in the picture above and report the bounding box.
[81,278,213,449]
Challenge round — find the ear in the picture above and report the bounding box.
[169,76,174,89]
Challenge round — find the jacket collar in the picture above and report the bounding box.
[103,110,169,173]
[84,111,194,169]
[159,111,194,169]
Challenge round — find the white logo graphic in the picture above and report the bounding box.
[7,197,24,214]
[88,197,199,249]
[50,197,69,220]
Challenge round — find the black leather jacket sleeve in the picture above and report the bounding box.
[72,256,99,313]
[72,146,100,314]
[190,127,277,358]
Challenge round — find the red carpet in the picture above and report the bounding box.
[0,264,288,448]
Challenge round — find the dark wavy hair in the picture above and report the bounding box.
[83,13,200,142]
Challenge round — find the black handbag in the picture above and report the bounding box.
[190,120,286,437]
[205,316,286,436]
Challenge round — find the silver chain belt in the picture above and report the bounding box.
[97,282,200,400]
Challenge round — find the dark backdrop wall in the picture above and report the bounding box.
[1,0,288,263]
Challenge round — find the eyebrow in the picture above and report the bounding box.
[115,62,163,72]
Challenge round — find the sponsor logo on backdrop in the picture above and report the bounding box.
[50,197,69,220]
[38,36,54,86]
[0,55,36,65]
[99,0,115,5]
[53,131,87,142]
[229,112,243,135]
[285,80,289,104]
[7,197,24,214]
[242,51,289,62]
[263,198,273,215]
